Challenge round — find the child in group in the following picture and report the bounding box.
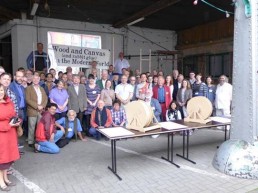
[166,101,182,121]
[111,100,127,127]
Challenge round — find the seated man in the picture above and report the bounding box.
[145,89,162,122]
[89,100,112,140]
[111,100,127,127]
[35,103,64,154]
[55,110,86,148]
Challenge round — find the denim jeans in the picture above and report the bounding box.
[89,127,101,140]
[38,130,64,154]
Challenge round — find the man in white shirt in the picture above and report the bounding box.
[115,75,133,105]
[114,52,130,75]
[215,75,232,117]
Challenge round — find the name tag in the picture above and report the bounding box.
[68,128,73,132]
[209,89,213,93]
[195,92,199,95]
[152,107,155,110]
[92,91,97,94]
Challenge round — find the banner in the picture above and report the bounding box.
[52,44,110,69]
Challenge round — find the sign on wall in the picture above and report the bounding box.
[52,44,110,69]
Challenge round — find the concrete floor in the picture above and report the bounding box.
[7,128,258,193]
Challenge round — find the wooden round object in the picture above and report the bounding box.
[124,100,154,130]
[186,96,213,120]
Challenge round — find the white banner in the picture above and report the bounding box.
[52,44,110,69]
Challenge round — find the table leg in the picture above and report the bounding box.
[161,133,180,168]
[108,139,122,180]
[224,125,227,141]
[176,130,196,164]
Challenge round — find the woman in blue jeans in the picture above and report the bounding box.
[35,103,65,153]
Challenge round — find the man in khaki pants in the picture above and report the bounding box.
[26,74,48,147]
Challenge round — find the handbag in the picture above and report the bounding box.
[56,138,70,148]
[17,126,23,137]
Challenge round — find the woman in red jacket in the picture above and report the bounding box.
[0,83,20,191]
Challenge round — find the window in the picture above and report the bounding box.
[208,53,232,81]
[47,31,101,73]
[180,53,232,83]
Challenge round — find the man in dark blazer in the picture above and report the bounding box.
[112,73,120,90]
[67,74,87,127]
[173,74,184,101]
[96,70,108,90]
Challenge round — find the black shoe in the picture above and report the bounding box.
[105,137,109,141]
[28,144,34,148]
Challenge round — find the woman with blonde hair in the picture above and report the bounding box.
[165,75,174,99]
[176,79,192,118]
[100,80,115,110]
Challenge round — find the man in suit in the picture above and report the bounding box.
[153,76,171,121]
[173,74,184,101]
[112,73,120,90]
[129,76,137,101]
[26,74,48,147]
[67,74,87,127]
[96,70,108,90]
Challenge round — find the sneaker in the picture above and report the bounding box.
[28,144,34,148]
[151,134,160,139]
[18,144,24,149]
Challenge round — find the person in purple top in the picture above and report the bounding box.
[85,74,100,136]
[49,80,69,120]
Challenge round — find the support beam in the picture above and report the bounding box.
[113,0,181,28]
[0,6,20,20]
[213,0,258,179]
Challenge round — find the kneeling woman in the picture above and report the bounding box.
[35,103,65,154]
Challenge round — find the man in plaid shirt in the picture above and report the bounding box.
[0,73,19,116]
[111,100,127,127]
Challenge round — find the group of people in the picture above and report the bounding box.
[0,46,233,191]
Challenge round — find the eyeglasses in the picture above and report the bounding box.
[130,80,136,81]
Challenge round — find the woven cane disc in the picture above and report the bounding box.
[186,96,213,120]
[124,100,153,129]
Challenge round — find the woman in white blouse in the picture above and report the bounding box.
[165,75,174,100]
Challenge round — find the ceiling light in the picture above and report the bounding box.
[193,0,198,5]
[127,17,145,26]
[226,11,230,18]
[30,2,39,16]
[44,0,49,11]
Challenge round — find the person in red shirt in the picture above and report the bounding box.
[35,103,64,154]
[0,83,21,191]
[152,76,172,121]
